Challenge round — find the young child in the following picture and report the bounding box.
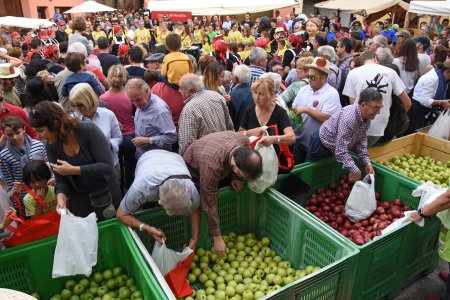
[201,34,214,56]
[274,39,287,62]
[238,42,252,61]
[61,52,102,97]
[161,33,194,86]
[22,160,56,217]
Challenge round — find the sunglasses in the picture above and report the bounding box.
[306,74,319,81]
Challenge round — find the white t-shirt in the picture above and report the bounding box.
[412,68,438,108]
[392,58,418,94]
[292,83,341,147]
[418,53,431,76]
[343,63,406,136]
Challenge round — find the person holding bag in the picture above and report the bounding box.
[306,88,381,182]
[239,78,295,170]
[29,101,121,221]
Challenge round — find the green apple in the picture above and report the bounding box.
[249,261,258,269]
[205,287,215,295]
[305,265,315,274]
[187,273,196,284]
[225,286,236,297]
[228,268,237,275]
[230,261,240,269]
[200,256,209,264]
[199,273,208,284]
[228,232,237,241]
[244,247,252,254]
[237,250,246,258]
[199,262,209,270]
[273,256,282,263]
[277,268,287,277]
[236,242,245,251]
[224,274,234,283]
[215,276,225,285]
[240,261,249,269]
[196,248,206,257]
[204,280,215,289]
[235,256,244,263]
[261,237,270,246]
[235,283,246,295]
[212,264,221,274]
[255,269,265,278]
[242,270,252,279]
[254,290,265,299]
[266,274,275,285]
[273,275,283,285]
[242,290,253,300]
[192,268,202,277]
[243,278,253,285]
[227,253,236,262]
[215,290,226,300]
[283,276,295,285]
[216,283,226,291]
[228,280,237,288]
[208,272,218,282]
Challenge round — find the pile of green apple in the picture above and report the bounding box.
[33,266,143,300]
[184,232,320,300]
[381,154,450,187]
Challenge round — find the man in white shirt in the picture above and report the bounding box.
[406,65,450,134]
[416,36,431,75]
[222,16,232,30]
[343,51,411,147]
[292,57,341,163]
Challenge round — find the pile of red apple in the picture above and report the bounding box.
[304,175,411,246]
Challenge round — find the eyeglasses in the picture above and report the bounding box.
[364,103,383,111]
[306,74,319,81]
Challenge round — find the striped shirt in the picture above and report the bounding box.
[0,138,47,207]
[183,131,249,237]
[249,65,266,86]
[178,90,234,155]
[319,104,371,173]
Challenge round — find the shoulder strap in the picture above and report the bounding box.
[160,175,191,187]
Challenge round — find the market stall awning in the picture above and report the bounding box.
[408,0,450,15]
[65,0,116,14]
[0,16,54,29]
[314,0,409,16]
[148,0,297,16]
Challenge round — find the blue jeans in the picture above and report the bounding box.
[119,134,137,191]
[305,131,332,162]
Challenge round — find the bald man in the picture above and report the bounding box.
[178,73,234,155]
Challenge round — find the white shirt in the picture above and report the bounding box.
[392,58,418,94]
[343,63,406,136]
[292,83,341,147]
[412,68,438,108]
[81,107,123,166]
[222,21,232,29]
[418,53,431,75]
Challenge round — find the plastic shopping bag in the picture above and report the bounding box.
[428,110,450,140]
[52,213,98,278]
[411,182,448,226]
[345,174,377,222]
[248,130,278,194]
[381,211,415,235]
[151,240,193,276]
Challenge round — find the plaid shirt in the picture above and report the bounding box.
[183,131,249,236]
[337,55,353,90]
[178,90,234,155]
[319,104,371,173]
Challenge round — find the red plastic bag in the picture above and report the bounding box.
[2,185,60,248]
[164,252,195,298]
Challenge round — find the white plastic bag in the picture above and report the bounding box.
[247,131,278,194]
[151,240,193,276]
[428,110,450,140]
[52,213,98,278]
[345,174,377,222]
[381,211,415,235]
[412,182,448,226]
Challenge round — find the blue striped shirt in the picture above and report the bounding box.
[249,66,266,86]
[0,138,47,208]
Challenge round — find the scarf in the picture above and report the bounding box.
[6,134,33,170]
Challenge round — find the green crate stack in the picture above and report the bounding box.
[132,187,360,300]
[0,219,165,300]
[284,157,440,300]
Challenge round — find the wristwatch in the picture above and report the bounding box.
[417,208,426,218]
[276,136,281,144]
[139,223,146,232]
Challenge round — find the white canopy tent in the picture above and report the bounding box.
[0,16,54,29]
[314,0,409,16]
[148,0,297,16]
[408,0,450,15]
[65,0,116,14]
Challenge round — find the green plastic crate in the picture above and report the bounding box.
[285,157,440,300]
[130,187,359,300]
[0,219,165,300]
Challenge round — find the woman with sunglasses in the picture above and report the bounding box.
[29,101,122,221]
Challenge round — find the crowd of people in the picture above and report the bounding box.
[0,8,449,287]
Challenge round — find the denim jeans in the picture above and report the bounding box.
[305,131,332,162]
[119,134,137,191]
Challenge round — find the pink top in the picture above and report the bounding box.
[99,90,135,136]
[151,82,185,129]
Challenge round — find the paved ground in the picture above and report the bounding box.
[394,258,447,300]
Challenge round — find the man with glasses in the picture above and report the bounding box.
[343,51,411,147]
[55,21,68,44]
[291,57,340,164]
[305,88,381,182]
[116,149,201,250]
